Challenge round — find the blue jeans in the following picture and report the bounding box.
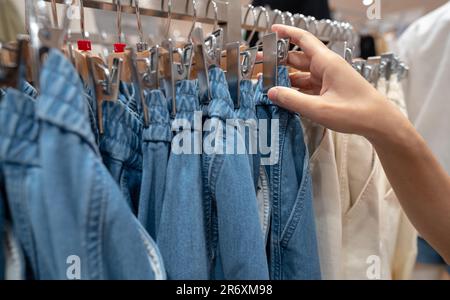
[100,100,143,215]
[157,80,209,279]
[0,88,42,279]
[253,66,321,280]
[34,49,165,279]
[0,167,4,279]
[202,68,269,280]
[138,90,172,238]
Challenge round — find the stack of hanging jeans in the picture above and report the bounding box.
[0,48,322,280]
[0,49,165,279]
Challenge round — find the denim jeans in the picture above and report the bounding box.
[0,169,4,279]
[0,88,42,279]
[34,49,165,279]
[253,66,321,280]
[157,80,209,279]
[138,90,172,238]
[202,68,269,280]
[100,100,143,215]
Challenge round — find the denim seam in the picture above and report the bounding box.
[5,168,39,278]
[270,111,289,279]
[86,162,105,279]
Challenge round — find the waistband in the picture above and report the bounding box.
[35,49,99,155]
[0,89,39,166]
[170,80,202,131]
[142,89,172,143]
[254,66,291,107]
[100,100,143,170]
[234,79,256,121]
[205,67,234,121]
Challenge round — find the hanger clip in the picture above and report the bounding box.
[262,32,289,93]
[88,56,123,134]
[162,38,194,117]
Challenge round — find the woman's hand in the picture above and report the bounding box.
[267,25,450,264]
[267,24,408,144]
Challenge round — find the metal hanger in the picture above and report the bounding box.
[26,0,72,91]
[134,0,148,52]
[190,0,224,105]
[107,0,132,82]
[161,0,195,117]
[205,0,219,31]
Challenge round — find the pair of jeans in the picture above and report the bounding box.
[0,88,42,279]
[0,166,4,279]
[253,66,321,279]
[33,49,165,279]
[0,81,38,280]
[157,80,208,279]
[100,99,143,215]
[202,68,269,280]
[138,90,172,239]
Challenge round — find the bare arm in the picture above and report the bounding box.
[267,24,450,263]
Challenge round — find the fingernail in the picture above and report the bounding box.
[268,88,279,101]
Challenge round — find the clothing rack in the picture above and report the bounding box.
[44,0,355,45]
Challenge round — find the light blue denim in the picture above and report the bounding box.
[157,80,209,280]
[100,99,143,215]
[202,67,269,280]
[0,88,43,279]
[0,81,38,280]
[138,90,172,239]
[34,49,165,279]
[253,66,321,280]
[0,167,4,279]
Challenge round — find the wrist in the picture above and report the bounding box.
[366,97,418,153]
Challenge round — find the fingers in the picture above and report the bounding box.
[268,86,325,121]
[271,24,328,58]
[257,50,310,72]
[287,51,310,72]
[290,72,314,90]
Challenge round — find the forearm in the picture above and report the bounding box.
[369,110,450,264]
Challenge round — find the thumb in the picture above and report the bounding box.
[268,86,325,121]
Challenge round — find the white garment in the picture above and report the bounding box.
[305,78,417,279]
[396,2,450,175]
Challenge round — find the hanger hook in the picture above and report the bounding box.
[271,9,285,28]
[243,5,257,45]
[205,0,218,31]
[115,0,123,43]
[133,0,145,44]
[50,0,59,27]
[294,14,309,31]
[187,0,198,42]
[164,0,172,39]
[283,11,295,27]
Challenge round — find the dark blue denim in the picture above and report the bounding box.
[417,237,450,273]
[202,68,269,280]
[253,66,321,280]
[157,80,208,279]
[34,49,165,279]
[100,99,143,215]
[138,90,172,238]
[0,88,42,279]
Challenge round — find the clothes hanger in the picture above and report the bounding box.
[161,0,194,117]
[261,9,289,92]
[26,0,72,92]
[225,4,258,107]
[107,0,132,82]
